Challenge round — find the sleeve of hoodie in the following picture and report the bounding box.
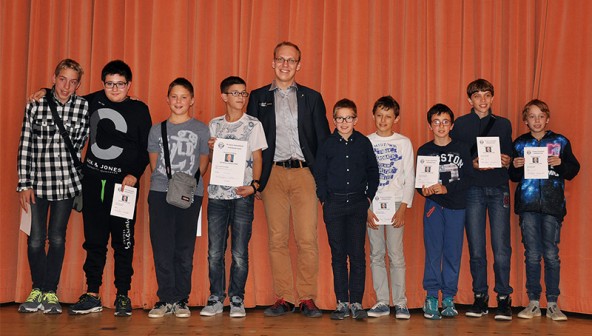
[130,102,153,179]
[555,139,580,181]
[508,138,524,182]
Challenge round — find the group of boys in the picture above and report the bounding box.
[17,42,579,322]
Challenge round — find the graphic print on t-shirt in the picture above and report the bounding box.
[372,142,403,188]
[157,129,198,176]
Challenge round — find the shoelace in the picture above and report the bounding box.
[43,293,59,304]
[26,290,43,302]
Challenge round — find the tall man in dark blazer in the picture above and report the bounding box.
[247,41,330,318]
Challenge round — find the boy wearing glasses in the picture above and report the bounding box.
[417,104,473,320]
[68,60,152,316]
[200,76,267,318]
[314,99,379,320]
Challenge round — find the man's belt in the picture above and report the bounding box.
[274,159,308,168]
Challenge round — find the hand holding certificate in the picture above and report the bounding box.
[372,194,395,225]
[476,137,502,168]
[415,155,440,188]
[111,183,138,219]
[524,147,548,179]
[210,139,248,187]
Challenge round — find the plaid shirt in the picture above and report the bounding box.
[17,90,89,200]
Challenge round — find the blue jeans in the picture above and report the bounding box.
[465,185,513,296]
[519,212,562,302]
[28,197,74,292]
[207,196,254,300]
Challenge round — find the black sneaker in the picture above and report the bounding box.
[114,294,132,317]
[299,299,322,318]
[465,293,489,317]
[69,293,103,315]
[263,298,295,317]
[494,295,512,321]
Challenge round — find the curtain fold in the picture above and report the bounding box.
[1,0,589,313]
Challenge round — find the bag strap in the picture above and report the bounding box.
[160,120,201,181]
[470,114,497,156]
[46,90,83,170]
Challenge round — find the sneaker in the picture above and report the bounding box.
[494,295,512,321]
[114,294,132,317]
[200,295,223,316]
[299,299,322,318]
[148,302,172,318]
[518,300,541,319]
[350,302,368,320]
[229,296,246,318]
[69,293,103,315]
[423,296,441,320]
[465,293,489,317]
[394,304,411,319]
[18,288,44,313]
[546,303,567,321]
[367,302,390,317]
[173,299,191,318]
[41,291,62,314]
[263,298,295,317]
[441,297,458,317]
[330,301,350,320]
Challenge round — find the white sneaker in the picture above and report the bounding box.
[518,300,541,319]
[546,303,567,321]
[395,304,411,319]
[200,295,223,316]
[173,300,191,318]
[148,302,172,318]
[229,296,246,318]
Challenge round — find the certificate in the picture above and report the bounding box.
[524,147,548,179]
[210,139,248,187]
[476,137,502,168]
[415,155,440,188]
[372,194,395,225]
[110,183,138,220]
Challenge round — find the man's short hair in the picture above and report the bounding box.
[273,41,301,61]
[427,103,455,124]
[467,78,494,97]
[220,76,246,93]
[522,99,550,121]
[168,77,194,97]
[372,95,400,117]
[333,98,357,118]
[101,60,132,82]
[54,59,84,81]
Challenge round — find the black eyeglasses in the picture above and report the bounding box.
[225,91,249,97]
[274,57,299,66]
[104,81,128,89]
[334,116,356,123]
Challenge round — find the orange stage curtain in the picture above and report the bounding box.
[1,0,590,313]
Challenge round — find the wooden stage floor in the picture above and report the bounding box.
[0,303,590,336]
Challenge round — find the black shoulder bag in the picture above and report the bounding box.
[161,120,200,208]
[46,91,84,212]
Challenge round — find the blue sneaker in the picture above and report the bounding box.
[69,293,103,315]
[330,301,350,320]
[367,302,390,317]
[394,304,411,319]
[441,297,458,317]
[423,296,441,320]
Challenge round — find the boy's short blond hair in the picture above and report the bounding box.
[54,59,84,81]
[522,99,550,121]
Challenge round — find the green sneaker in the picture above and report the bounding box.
[441,297,458,317]
[423,296,441,320]
[42,291,62,314]
[18,288,44,313]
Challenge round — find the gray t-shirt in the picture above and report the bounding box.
[148,119,210,196]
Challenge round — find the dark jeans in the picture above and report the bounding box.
[465,184,513,296]
[207,196,254,300]
[148,191,202,303]
[323,193,368,304]
[82,177,137,294]
[519,212,562,302]
[28,197,74,292]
